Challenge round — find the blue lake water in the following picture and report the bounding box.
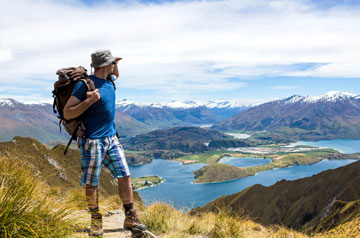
[294,139,360,154]
[219,157,271,167]
[129,158,357,209]
[129,139,360,209]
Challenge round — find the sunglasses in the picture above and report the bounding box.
[112,61,117,65]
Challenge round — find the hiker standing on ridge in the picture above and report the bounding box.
[63,49,146,236]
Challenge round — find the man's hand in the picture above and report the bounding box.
[114,57,122,63]
[86,89,101,104]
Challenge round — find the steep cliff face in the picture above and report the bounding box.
[191,160,360,233]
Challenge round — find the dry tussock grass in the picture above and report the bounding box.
[140,202,309,238]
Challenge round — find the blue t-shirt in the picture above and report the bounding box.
[71,75,116,139]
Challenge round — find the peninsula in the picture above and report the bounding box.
[176,147,360,183]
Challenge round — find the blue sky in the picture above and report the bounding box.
[0,0,360,104]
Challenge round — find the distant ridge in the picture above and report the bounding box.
[115,99,250,126]
[213,91,360,140]
[0,98,150,143]
[116,99,258,109]
[278,91,359,104]
[0,98,249,143]
[124,126,229,153]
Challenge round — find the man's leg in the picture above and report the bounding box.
[79,137,104,236]
[117,176,133,204]
[102,135,146,231]
[118,176,147,231]
[86,185,103,236]
[86,184,99,210]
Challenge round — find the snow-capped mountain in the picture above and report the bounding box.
[0,98,23,108]
[116,99,256,109]
[4,91,360,143]
[279,91,360,104]
[0,98,152,143]
[213,91,360,140]
[0,98,250,143]
[115,99,250,126]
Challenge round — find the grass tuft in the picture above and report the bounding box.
[140,203,182,234]
[140,202,310,238]
[0,158,81,238]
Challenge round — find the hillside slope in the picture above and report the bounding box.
[124,126,229,153]
[0,99,151,143]
[0,137,140,200]
[191,159,360,233]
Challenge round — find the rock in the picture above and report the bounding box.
[105,209,123,217]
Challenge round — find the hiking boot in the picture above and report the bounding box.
[89,212,104,237]
[124,209,147,231]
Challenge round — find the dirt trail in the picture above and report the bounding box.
[74,209,156,238]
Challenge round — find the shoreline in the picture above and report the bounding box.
[135,179,166,191]
[132,175,166,191]
[192,158,359,184]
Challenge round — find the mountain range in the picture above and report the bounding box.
[2,91,360,144]
[213,91,360,140]
[115,99,248,127]
[0,98,248,144]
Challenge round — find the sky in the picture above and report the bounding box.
[0,0,360,105]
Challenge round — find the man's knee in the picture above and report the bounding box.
[86,184,98,189]
[85,185,98,195]
[118,176,131,182]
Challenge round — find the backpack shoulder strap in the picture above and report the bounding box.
[79,77,96,92]
[107,75,116,90]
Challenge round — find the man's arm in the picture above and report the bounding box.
[63,89,100,120]
[112,57,122,81]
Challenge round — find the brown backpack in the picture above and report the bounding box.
[52,66,95,155]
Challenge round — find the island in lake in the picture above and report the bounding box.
[131,175,165,190]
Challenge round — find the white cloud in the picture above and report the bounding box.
[0,49,12,63]
[0,0,360,101]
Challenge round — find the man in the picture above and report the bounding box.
[63,49,146,236]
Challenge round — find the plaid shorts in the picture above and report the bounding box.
[78,135,130,186]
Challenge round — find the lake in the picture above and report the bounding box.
[294,139,360,154]
[129,139,360,209]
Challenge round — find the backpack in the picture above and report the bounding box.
[52,66,95,155]
[52,66,118,155]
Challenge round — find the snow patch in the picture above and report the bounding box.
[304,91,357,103]
[0,98,20,108]
[116,99,257,109]
[284,95,305,104]
[277,91,359,105]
